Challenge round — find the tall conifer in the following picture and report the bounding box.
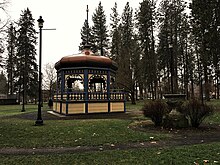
[92,2,109,56]
[15,8,38,102]
[110,2,121,60]
[6,23,17,95]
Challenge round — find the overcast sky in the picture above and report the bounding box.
[7,0,144,67]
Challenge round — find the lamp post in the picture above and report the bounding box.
[21,64,25,112]
[169,43,174,94]
[35,16,44,126]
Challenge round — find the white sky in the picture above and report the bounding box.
[7,0,143,66]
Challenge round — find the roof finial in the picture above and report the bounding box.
[83,5,91,51]
[86,5,89,45]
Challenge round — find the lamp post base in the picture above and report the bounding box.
[35,119,43,126]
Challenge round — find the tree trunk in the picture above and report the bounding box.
[131,91,136,104]
[204,65,210,101]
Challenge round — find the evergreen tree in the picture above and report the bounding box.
[79,19,95,52]
[136,0,157,99]
[179,14,192,99]
[190,0,217,100]
[157,0,188,94]
[0,71,7,94]
[15,8,38,102]
[110,2,121,60]
[92,2,109,56]
[116,2,136,104]
[212,0,220,99]
[6,23,17,95]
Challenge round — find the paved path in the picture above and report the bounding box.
[1,134,219,155]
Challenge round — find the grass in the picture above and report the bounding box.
[0,143,220,164]
[0,100,220,164]
[0,118,168,148]
[0,104,38,116]
[0,103,169,149]
[126,100,145,111]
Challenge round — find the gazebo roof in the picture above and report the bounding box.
[55,49,118,71]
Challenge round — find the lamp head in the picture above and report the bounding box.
[37,16,44,28]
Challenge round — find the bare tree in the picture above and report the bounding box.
[43,63,56,98]
[0,0,10,67]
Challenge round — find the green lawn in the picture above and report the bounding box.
[0,143,220,165]
[0,103,169,149]
[0,104,38,116]
[0,100,220,164]
[0,118,168,148]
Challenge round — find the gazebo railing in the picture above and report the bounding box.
[65,92,86,101]
[54,91,125,101]
[88,92,108,100]
[110,92,125,100]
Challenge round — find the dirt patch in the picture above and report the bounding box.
[130,120,220,146]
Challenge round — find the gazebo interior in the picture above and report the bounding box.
[53,48,125,115]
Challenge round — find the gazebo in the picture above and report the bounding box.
[53,46,126,115]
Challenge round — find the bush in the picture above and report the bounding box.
[141,100,169,127]
[178,99,213,128]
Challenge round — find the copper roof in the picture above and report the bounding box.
[55,50,118,71]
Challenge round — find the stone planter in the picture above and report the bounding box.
[163,94,189,128]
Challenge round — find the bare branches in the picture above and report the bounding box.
[43,62,56,91]
[0,0,10,68]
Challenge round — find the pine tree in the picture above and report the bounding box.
[15,8,38,102]
[0,71,7,94]
[92,2,109,56]
[116,2,136,104]
[6,23,17,95]
[79,19,95,52]
[157,0,188,94]
[190,0,216,100]
[136,0,157,99]
[179,14,192,99]
[109,2,121,60]
[212,0,220,99]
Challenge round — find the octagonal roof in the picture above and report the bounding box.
[55,49,118,71]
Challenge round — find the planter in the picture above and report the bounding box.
[163,94,188,128]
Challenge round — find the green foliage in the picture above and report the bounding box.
[141,100,169,126]
[0,72,7,94]
[6,23,17,95]
[115,2,138,104]
[178,99,214,128]
[157,0,189,94]
[109,2,121,61]
[136,0,158,99]
[79,19,95,51]
[190,0,220,100]
[15,8,38,100]
[92,2,109,56]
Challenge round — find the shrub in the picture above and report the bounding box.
[141,100,169,127]
[178,99,213,128]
